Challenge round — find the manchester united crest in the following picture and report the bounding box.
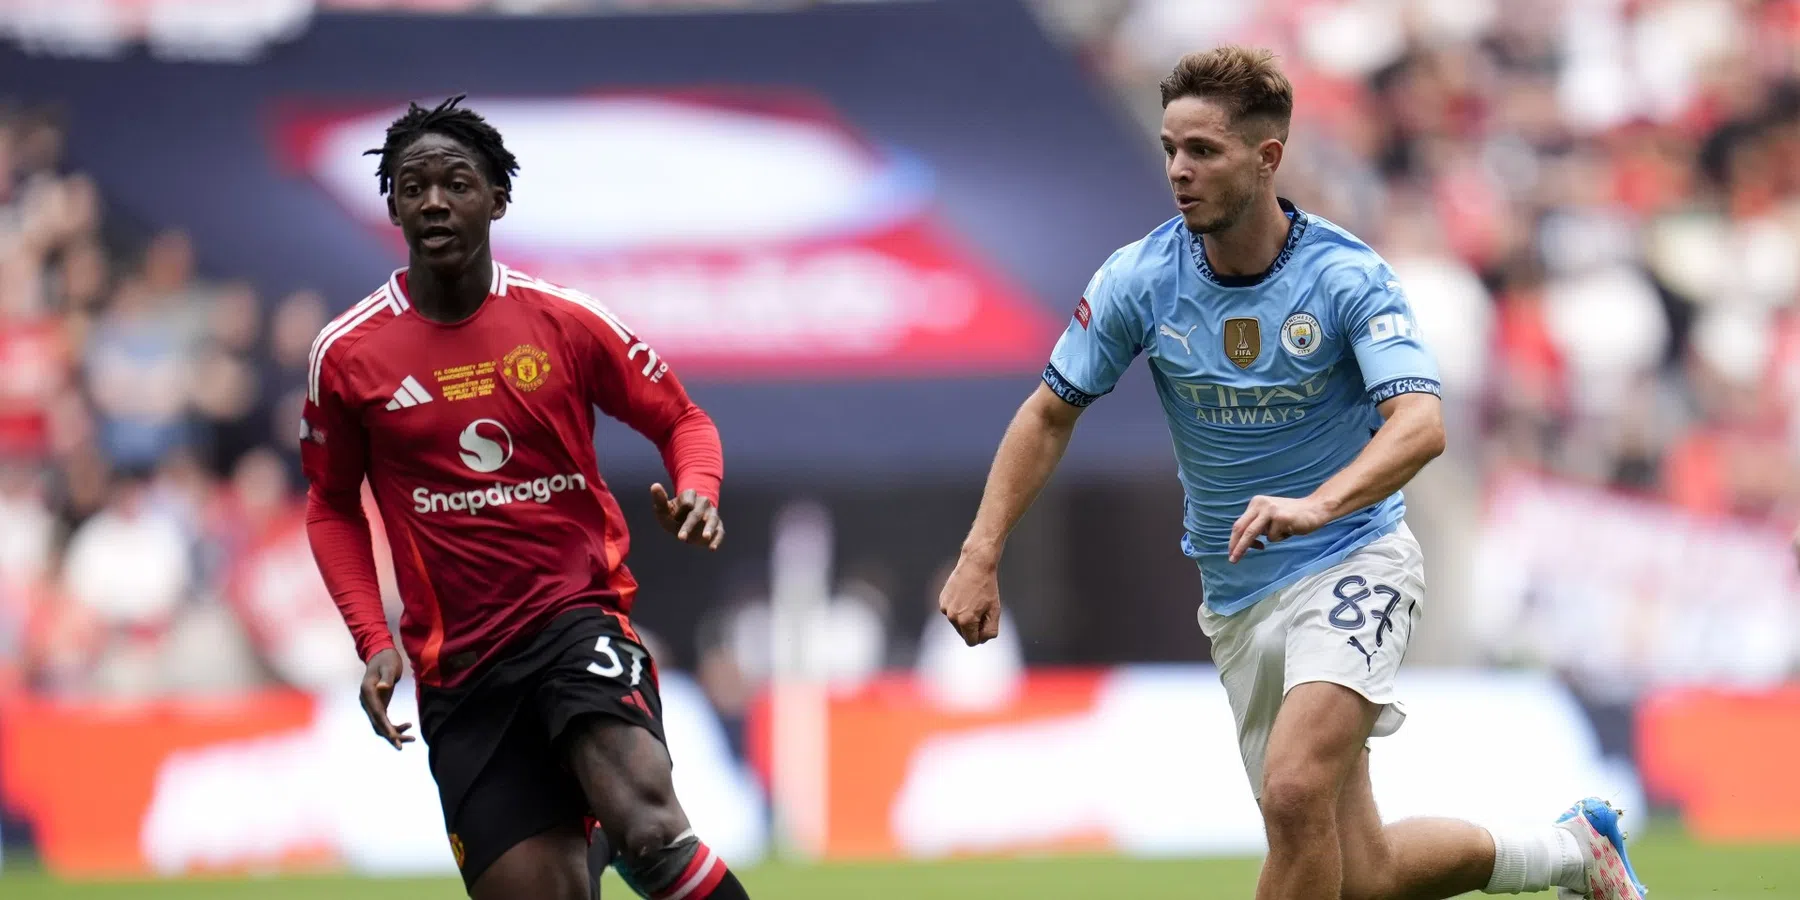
[449,833,466,869]
[502,344,552,392]
[1223,317,1261,369]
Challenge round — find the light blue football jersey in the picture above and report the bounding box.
[1045,200,1440,615]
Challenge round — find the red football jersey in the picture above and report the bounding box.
[301,263,723,688]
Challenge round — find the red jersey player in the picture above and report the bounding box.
[302,96,752,900]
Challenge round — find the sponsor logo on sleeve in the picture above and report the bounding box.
[1365,312,1416,343]
[298,417,325,445]
[1073,298,1092,330]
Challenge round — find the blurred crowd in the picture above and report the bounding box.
[0,107,373,698]
[2,0,1798,701]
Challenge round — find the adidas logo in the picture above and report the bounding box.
[385,376,434,410]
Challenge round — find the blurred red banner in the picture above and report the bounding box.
[1637,686,1800,842]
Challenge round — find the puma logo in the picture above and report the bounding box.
[1159,323,1199,354]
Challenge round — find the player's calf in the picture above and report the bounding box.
[565,717,752,899]
[613,828,750,900]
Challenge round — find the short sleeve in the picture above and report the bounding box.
[300,357,369,498]
[1344,264,1441,405]
[1044,257,1144,407]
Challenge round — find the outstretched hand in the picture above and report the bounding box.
[651,483,724,550]
[360,648,415,750]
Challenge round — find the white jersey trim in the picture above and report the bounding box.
[308,285,404,404]
[384,262,510,309]
[503,269,634,344]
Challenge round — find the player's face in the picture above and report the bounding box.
[386,132,508,269]
[1160,96,1276,234]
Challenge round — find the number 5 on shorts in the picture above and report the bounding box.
[588,636,647,686]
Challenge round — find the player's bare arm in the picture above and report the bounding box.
[651,482,724,550]
[941,382,1086,646]
[1227,391,1446,563]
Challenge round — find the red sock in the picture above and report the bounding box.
[651,840,748,899]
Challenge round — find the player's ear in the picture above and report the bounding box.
[387,195,400,227]
[1259,137,1284,177]
[491,188,508,222]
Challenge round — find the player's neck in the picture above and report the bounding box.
[408,252,494,325]
[1199,194,1290,278]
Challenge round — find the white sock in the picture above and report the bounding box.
[1483,825,1586,894]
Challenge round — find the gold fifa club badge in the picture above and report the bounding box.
[503,344,552,392]
[1223,317,1261,369]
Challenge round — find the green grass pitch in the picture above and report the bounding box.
[2,830,1796,899]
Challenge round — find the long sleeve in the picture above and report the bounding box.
[653,403,724,505]
[300,342,394,662]
[556,297,725,505]
[306,487,393,662]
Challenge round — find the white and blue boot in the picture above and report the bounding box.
[1554,797,1648,900]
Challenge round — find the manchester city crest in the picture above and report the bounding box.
[1280,312,1323,358]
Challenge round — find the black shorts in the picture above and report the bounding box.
[417,606,665,888]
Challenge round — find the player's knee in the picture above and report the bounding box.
[1259,767,1334,837]
[613,818,700,896]
[615,809,690,867]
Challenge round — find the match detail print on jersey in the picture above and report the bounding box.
[1223,317,1261,369]
[437,360,499,402]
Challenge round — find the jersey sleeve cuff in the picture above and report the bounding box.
[1043,363,1103,408]
[1367,377,1442,405]
[359,634,397,663]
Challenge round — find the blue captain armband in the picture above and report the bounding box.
[1368,377,1442,405]
[1042,363,1101,408]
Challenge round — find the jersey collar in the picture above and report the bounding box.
[1187,198,1309,288]
[387,261,512,311]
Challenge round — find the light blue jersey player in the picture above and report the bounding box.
[1044,206,1440,617]
[940,46,1645,900]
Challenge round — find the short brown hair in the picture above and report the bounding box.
[1159,46,1293,141]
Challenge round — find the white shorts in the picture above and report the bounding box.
[1197,523,1425,799]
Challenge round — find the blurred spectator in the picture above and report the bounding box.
[0,462,55,592]
[266,289,328,482]
[0,462,54,690]
[59,472,190,631]
[56,471,192,694]
[84,234,201,472]
[190,281,268,477]
[219,447,360,691]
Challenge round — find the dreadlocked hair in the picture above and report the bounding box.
[365,94,519,198]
